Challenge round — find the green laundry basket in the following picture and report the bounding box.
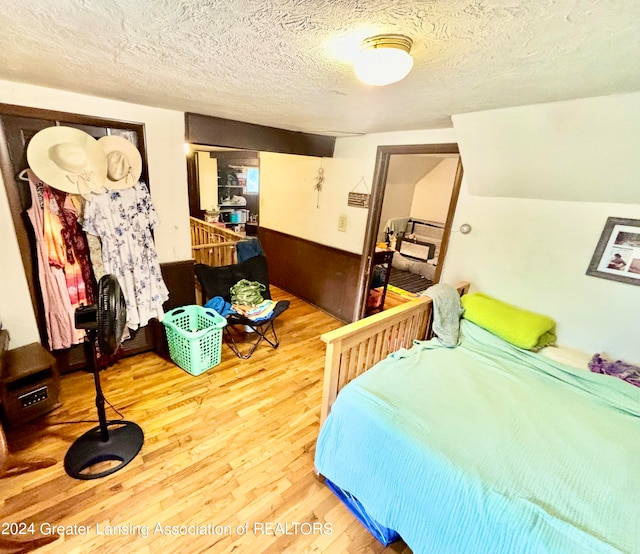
[162,305,226,375]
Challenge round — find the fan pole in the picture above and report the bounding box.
[88,330,109,443]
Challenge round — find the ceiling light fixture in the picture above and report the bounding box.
[354,34,414,86]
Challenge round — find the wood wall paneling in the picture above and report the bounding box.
[184,114,343,319]
[257,227,359,323]
[154,259,197,359]
[185,113,335,158]
[161,260,196,311]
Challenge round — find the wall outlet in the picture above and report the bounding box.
[338,214,348,232]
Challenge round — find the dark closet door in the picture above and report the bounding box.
[1,115,52,326]
[0,110,156,373]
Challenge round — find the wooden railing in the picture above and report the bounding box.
[190,217,243,267]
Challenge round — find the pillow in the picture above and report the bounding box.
[538,345,592,370]
[461,292,556,351]
[588,354,640,388]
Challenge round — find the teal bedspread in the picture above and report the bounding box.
[314,321,640,553]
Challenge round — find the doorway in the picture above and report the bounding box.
[187,145,260,235]
[355,143,463,320]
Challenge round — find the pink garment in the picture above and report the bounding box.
[26,170,82,350]
[43,186,89,319]
[47,187,96,305]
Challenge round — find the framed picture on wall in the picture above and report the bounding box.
[586,217,640,285]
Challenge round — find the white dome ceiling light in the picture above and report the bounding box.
[354,34,414,86]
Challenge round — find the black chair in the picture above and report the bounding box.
[194,255,290,359]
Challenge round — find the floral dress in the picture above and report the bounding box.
[83,182,169,330]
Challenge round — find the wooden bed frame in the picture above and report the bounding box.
[319,281,470,426]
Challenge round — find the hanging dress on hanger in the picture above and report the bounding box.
[68,194,106,284]
[83,181,169,330]
[45,187,97,306]
[43,186,90,342]
[25,170,79,349]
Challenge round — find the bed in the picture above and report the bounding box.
[387,218,443,289]
[315,284,640,554]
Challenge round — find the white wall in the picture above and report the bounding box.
[444,92,640,361]
[0,174,38,344]
[410,158,458,223]
[377,162,416,242]
[259,151,328,242]
[443,188,640,360]
[0,80,191,347]
[453,92,640,204]
[260,128,458,253]
[330,129,458,253]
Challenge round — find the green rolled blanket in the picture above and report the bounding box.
[230,279,265,307]
[461,292,556,351]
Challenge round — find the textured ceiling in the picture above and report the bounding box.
[0,0,639,136]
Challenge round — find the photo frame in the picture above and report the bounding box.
[586,217,640,285]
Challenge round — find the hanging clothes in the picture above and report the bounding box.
[83,181,169,330]
[25,170,82,349]
[42,186,90,343]
[85,234,107,283]
[43,188,90,298]
[69,194,106,283]
[46,187,97,306]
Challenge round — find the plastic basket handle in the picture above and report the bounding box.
[204,308,227,328]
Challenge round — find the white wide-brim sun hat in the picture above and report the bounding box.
[26,126,107,194]
[98,135,142,189]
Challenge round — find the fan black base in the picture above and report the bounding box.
[64,421,144,480]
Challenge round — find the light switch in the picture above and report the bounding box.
[338,215,348,232]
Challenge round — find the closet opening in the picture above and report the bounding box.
[0,103,159,373]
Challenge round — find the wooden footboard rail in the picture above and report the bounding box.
[319,281,470,426]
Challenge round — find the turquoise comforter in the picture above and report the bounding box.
[315,321,640,553]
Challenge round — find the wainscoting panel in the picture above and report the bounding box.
[154,259,197,359]
[257,228,360,323]
[161,259,196,311]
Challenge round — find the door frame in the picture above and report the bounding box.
[0,102,155,371]
[354,143,464,320]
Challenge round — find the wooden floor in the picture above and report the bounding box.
[382,289,414,311]
[1,288,412,553]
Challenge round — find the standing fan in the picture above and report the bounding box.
[64,274,144,480]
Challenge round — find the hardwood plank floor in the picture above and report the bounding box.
[1,288,411,553]
[382,289,414,311]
